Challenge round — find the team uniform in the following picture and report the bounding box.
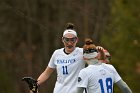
[77,63,121,93]
[48,47,85,93]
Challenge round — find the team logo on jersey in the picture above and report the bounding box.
[99,69,106,75]
[57,59,76,64]
[78,77,82,82]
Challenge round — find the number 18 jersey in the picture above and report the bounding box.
[77,63,122,93]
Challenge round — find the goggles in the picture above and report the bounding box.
[63,37,77,43]
[83,49,98,54]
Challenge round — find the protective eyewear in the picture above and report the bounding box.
[63,37,77,43]
[83,49,98,54]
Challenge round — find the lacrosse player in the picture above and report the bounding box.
[76,38,132,93]
[36,23,105,93]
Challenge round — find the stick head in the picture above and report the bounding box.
[22,77,38,93]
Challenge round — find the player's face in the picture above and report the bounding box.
[62,34,78,53]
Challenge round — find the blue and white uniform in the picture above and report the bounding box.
[77,63,121,93]
[48,47,85,93]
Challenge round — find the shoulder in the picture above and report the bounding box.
[75,47,83,53]
[79,68,88,75]
[52,48,64,55]
[102,63,117,72]
[54,48,64,53]
[103,63,114,68]
[80,66,91,74]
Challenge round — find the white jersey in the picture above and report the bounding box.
[77,63,121,93]
[48,47,85,93]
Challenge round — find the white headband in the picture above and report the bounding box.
[83,52,98,59]
[63,29,77,37]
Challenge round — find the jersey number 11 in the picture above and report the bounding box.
[62,66,68,75]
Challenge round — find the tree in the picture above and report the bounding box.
[101,0,140,92]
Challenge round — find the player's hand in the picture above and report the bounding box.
[96,46,104,51]
[96,46,105,60]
